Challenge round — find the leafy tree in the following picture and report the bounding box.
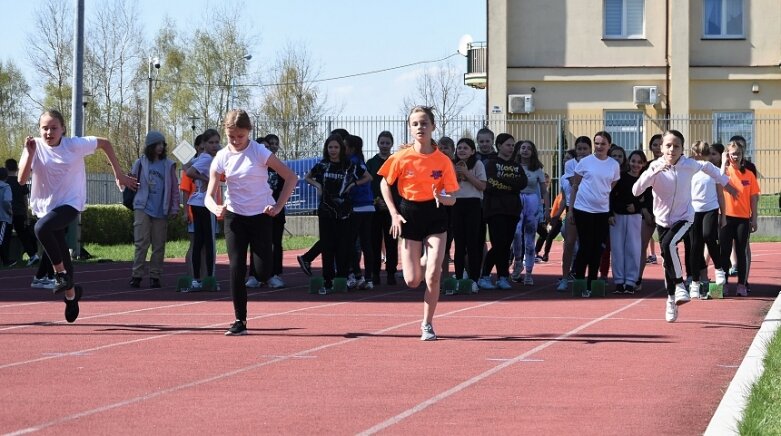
[25,0,73,117]
[0,61,32,158]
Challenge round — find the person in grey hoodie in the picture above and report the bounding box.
[632,130,737,323]
[128,131,180,288]
[0,168,15,267]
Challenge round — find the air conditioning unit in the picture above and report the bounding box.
[633,86,659,105]
[508,94,534,114]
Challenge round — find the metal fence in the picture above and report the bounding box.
[86,114,781,215]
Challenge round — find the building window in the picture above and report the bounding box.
[604,0,645,39]
[605,111,644,151]
[703,0,744,38]
[713,112,753,156]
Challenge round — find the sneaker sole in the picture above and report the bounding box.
[225,329,248,336]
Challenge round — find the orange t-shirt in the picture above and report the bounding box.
[723,165,760,218]
[550,192,564,219]
[377,146,459,202]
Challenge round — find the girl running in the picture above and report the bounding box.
[378,106,459,341]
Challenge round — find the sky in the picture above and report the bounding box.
[0,0,487,116]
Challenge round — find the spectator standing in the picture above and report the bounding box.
[366,131,398,285]
[4,159,39,266]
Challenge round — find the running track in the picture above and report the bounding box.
[1,243,779,435]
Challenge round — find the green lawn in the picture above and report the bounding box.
[82,235,317,263]
[759,193,780,217]
[738,326,781,435]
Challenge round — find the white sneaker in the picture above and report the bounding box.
[420,322,437,341]
[674,283,690,305]
[714,268,727,286]
[245,276,262,288]
[360,280,374,290]
[346,274,358,289]
[268,275,285,288]
[354,276,366,289]
[496,276,512,290]
[689,281,701,299]
[556,278,568,292]
[26,254,40,267]
[31,277,55,289]
[523,274,534,286]
[665,296,678,322]
[510,261,524,282]
[462,271,469,280]
[191,279,202,290]
[478,276,496,290]
[471,281,479,293]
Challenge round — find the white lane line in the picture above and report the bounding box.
[2,288,546,434]
[357,296,651,436]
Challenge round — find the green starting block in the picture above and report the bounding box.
[442,277,458,295]
[309,276,324,294]
[332,277,348,293]
[590,279,606,297]
[457,279,475,295]
[707,283,724,299]
[572,279,588,297]
[201,276,217,292]
[176,275,193,292]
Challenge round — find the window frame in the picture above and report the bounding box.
[712,111,754,157]
[702,0,745,39]
[603,0,646,40]
[604,110,645,152]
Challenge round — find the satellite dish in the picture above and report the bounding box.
[457,34,473,56]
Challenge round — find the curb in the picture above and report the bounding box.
[704,290,781,435]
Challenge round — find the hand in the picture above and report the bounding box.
[608,216,615,226]
[118,173,138,191]
[25,136,36,153]
[719,214,727,229]
[724,183,739,198]
[389,212,407,239]
[652,161,671,174]
[212,204,226,219]
[750,217,758,233]
[263,203,280,217]
[626,204,636,213]
[722,150,731,167]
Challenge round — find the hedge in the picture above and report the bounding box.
[81,204,189,244]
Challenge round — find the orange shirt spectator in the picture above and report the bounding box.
[723,165,760,219]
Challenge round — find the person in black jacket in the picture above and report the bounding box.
[4,159,39,266]
[478,133,527,290]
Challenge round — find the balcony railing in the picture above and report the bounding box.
[464,42,487,89]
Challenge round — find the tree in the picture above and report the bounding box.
[25,0,73,116]
[257,43,328,160]
[402,59,475,139]
[0,61,32,158]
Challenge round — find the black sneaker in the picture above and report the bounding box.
[129,277,142,288]
[53,271,74,294]
[623,285,635,295]
[297,255,312,277]
[225,320,247,336]
[150,278,161,288]
[612,284,625,294]
[64,285,83,323]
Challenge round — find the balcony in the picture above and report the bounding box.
[464,42,487,89]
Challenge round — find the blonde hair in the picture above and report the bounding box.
[690,140,709,158]
[223,109,252,131]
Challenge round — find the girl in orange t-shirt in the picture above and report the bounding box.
[377,106,458,341]
[718,141,760,296]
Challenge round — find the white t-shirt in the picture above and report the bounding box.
[211,140,275,216]
[187,153,214,207]
[25,136,98,218]
[691,170,719,212]
[573,155,621,213]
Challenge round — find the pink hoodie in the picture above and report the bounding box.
[632,156,728,228]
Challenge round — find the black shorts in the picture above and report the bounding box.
[399,199,448,241]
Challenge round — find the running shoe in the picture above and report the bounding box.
[225,320,247,336]
[674,283,690,305]
[714,268,727,286]
[268,275,285,289]
[523,274,534,286]
[64,285,83,323]
[31,277,55,289]
[613,284,625,294]
[556,278,568,292]
[420,322,437,341]
[245,276,262,288]
[736,284,748,297]
[297,255,312,276]
[478,276,496,290]
[359,280,374,290]
[689,281,701,299]
[497,276,512,290]
[26,254,40,267]
[510,261,524,282]
[53,271,73,294]
[665,295,678,322]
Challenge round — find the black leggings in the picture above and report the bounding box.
[318,212,351,283]
[572,209,610,287]
[191,205,215,279]
[657,220,692,295]
[719,216,750,285]
[452,198,483,281]
[539,219,562,257]
[370,209,398,279]
[34,205,78,278]
[225,211,272,322]
[687,209,721,276]
[534,222,549,255]
[349,211,374,279]
[482,214,519,278]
